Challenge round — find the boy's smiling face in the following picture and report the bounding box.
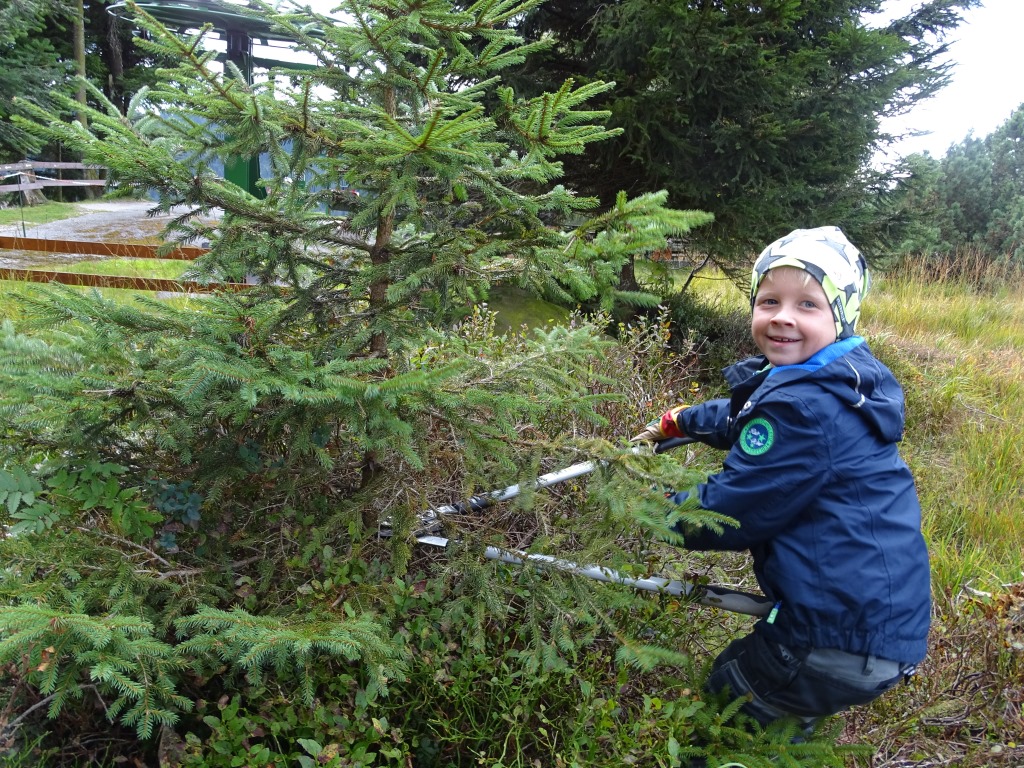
[751,266,837,366]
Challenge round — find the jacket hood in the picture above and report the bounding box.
[726,338,906,444]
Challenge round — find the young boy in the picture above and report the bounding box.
[632,226,931,731]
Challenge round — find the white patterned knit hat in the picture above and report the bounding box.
[750,226,871,340]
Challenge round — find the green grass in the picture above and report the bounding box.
[635,258,745,304]
[0,258,198,316]
[53,257,190,280]
[486,284,571,332]
[0,201,89,227]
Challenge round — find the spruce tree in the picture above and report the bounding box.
[0,0,65,160]
[1,0,162,164]
[504,0,979,272]
[892,104,1024,264]
[941,106,1024,262]
[0,1,767,762]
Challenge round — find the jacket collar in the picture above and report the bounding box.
[723,336,864,388]
[766,336,865,378]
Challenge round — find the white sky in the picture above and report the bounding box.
[876,0,1024,160]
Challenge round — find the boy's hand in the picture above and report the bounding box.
[630,405,688,442]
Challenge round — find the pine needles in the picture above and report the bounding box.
[0,0,832,763]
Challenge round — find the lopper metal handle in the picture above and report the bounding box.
[406,436,696,534]
[416,535,772,617]
[402,436,773,618]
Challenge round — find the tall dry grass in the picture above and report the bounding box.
[865,250,1024,595]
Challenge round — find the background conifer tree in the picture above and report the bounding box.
[883,103,1024,264]
[504,0,978,273]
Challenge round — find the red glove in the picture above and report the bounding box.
[630,405,688,442]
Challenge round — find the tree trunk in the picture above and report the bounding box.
[619,253,639,293]
[105,12,126,112]
[18,169,48,206]
[613,254,643,323]
[73,0,87,129]
[72,0,98,199]
[368,83,398,359]
[359,85,397,511]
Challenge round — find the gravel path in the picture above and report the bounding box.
[1,200,181,240]
[0,201,210,268]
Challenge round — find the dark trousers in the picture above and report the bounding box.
[705,629,906,729]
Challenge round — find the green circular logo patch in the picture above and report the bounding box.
[739,418,775,456]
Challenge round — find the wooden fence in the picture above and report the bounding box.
[0,161,254,292]
[0,236,250,293]
[0,161,108,196]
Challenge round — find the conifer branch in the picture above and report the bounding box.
[0,2,727,759]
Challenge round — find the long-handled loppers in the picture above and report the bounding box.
[390,437,773,617]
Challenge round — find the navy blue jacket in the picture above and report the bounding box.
[672,337,930,664]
